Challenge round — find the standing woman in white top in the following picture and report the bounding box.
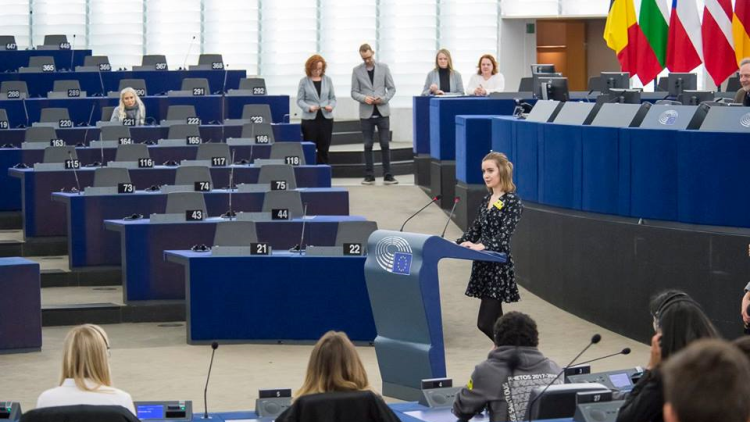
[466,54,505,96]
[36,324,136,415]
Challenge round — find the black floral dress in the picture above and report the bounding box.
[456,192,523,302]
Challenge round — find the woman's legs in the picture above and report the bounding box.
[477,298,503,342]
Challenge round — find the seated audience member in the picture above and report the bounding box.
[616,291,719,422]
[452,311,561,422]
[733,58,749,106]
[422,49,464,96]
[36,324,135,414]
[662,339,750,422]
[740,280,750,334]
[275,331,400,422]
[465,54,505,96]
[110,87,146,125]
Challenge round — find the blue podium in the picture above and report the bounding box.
[364,230,507,401]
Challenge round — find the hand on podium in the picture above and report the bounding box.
[459,241,485,251]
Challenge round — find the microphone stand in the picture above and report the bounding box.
[440,197,459,238]
[202,342,219,419]
[400,195,441,232]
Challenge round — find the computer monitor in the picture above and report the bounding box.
[537,77,569,102]
[601,72,630,90]
[134,401,192,421]
[608,89,641,104]
[531,63,556,74]
[532,72,562,97]
[525,383,610,420]
[667,72,697,96]
[677,90,715,105]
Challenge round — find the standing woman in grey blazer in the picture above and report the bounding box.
[297,54,336,164]
[422,49,464,96]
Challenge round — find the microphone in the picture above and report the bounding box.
[527,334,601,422]
[69,34,76,71]
[440,196,459,238]
[183,36,196,70]
[79,104,97,161]
[223,150,236,219]
[67,151,82,194]
[400,195,441,232]
[202,341,219,419]
[221,64,228,142]
[575,347,631,366]
[97,64,106,96]
[584,89,595,103]
[222,63,229,95]
[22,97,29,127]
[297,203,308,255]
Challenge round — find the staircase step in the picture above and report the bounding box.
[0,236,68,257]
[41,266,121,287]
[329,146,413,165]
[0,212,21,230]
[42,301,185,326]
[331,161,414,178]
[331,131,393,146]
[332,120,362,132]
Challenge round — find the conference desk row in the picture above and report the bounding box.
[0,94,289,128]
[0,49,91,73]
[0,69,246,99]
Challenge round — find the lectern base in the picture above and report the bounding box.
[454,181,486,232]
[383,381,423,402]
[430,159,456,209]
[414,154,431,190]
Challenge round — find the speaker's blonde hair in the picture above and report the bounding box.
[483,152,516,193]
[60,324,113,392]
[296,331,371,397]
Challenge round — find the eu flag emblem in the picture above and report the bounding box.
[391,252,413,275]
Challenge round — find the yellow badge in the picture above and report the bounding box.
[493,200,505,210]
[467,378,474,390]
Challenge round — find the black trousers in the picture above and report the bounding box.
[301,112,333,165]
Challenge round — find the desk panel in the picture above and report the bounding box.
[0,49,91,73]
[580,126,621,215]
[0,257,41,353]
[413,96,432,154]
[455,116,494,185]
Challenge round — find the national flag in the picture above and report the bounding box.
[635,0,669,84]
[733,0,750,64]
[666,0,703,72]
[703,0,739,85]
[604,0,639,76]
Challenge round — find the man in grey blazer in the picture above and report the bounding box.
[732,58,750,106]
[351,43,398,185]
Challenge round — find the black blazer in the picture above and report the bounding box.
[275,390,401,422]
[20,405,139,422]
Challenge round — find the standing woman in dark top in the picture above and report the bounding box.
[422,49,464,96]
[297,54,336,164]
[457,152,523,341]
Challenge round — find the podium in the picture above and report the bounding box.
[365,230,507,401]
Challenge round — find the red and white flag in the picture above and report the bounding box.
[702,0,738,85]
[666,0,703,72]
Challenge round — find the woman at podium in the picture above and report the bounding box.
[457,152,523,341]
[110,87,146,126]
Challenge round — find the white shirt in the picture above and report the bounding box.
[466,73,506,96]
[36,378,136,415]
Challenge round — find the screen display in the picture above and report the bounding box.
[137,405,165,419]
[608,373,632,388]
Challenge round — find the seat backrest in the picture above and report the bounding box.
[180,78,210,93]
[238,78,267,94]
[196,143,230,162]
[84,55,110,67]
[94,167,131,187]
[657,77,668,92]
[19,404,140,422]
[25,126,58,143]
[335,221,378,248]
[142,54,167,66]
[166,105,197,121]
[519,77,534,92]
[0,35,16,45]
[258,164,297,190]
[279,391,394,422]
[198,54,223,66]
[39,108,70,123]
[262,190,303,218]
[101,106,115,122]
[100,125,131,141]
[43,34,68,46]
[118,79,148,96]
[726,76,741,93]
[213,221,258,247]
[29,56,55,69]
[270,142,306,165]
[241,104,273,123]
[43,146,77,163]
[1,81,28,95]
[587,76,603,92]
[115,143,149,161]
[174,166,212,186]
[168,124,201,139]
[240,122,275,142]
[165,191,207,214]
[52,80,82,92]
[0,109,8,123]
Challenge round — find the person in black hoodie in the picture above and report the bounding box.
[615,290,719,422]
[452,312,561,422]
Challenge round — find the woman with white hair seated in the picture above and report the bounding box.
[110,87,146,125]
[36,324,136,414]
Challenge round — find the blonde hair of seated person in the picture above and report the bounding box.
[296,331,372,397]
[60,324,114,391]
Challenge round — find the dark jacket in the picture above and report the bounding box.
[20,405,139,422]
[452,346,562,422]
[615,369,664,422]
[734,88,750,105]
[275,390,400,422]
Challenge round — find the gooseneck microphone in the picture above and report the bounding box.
[69,34,76,71]
[183,36,197,70]
[527,334,601,422]
[68,151,81,194]
[298,203,309,255]
[400,195,441,232]
[202,341,219,419]
[440,196,460,238]
[575,347,631,366]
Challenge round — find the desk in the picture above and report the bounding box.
[105,216,365,302]
[9,164,331,238]
[165,250,375,343]
[53,188,349,268]
[0,257,41,354]
[0,94,289,128]
[412,96,432,190]
[0,140,311,212]
[0,69,246,98]
[0,49,91,73]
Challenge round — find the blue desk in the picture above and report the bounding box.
[9,164,331,238]
[165,250,375,343]
[0,257,41,354]
[453,115,496,230]
[0,49,91,73]
[0,69,246,98]
[105,216,365,302]
[53,188,350,268]
[0,94,289,127]
[0,139,311,212]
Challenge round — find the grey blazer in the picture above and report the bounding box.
[351,62,396,119]
[421,69,464,96]
[297,75,336,120]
